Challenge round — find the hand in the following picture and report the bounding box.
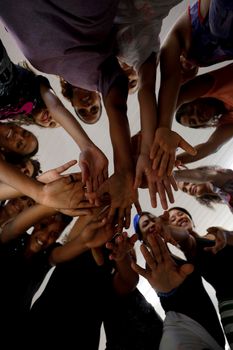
[134,154,177,209]
[131,234,194,292]
[81,217,114,249]
[204,226,227,254]
[106,232,137,261]
[98,171,141,232]
[150,128,196,177]
[58,200,95,217]
[79,145,108,193]
[37,160,77,184]
[40,172,97,209]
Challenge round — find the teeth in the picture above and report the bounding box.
[36,239,43,246]
[6,129,12,139]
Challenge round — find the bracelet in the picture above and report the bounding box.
[157,288,177,298]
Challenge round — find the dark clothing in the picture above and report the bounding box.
[0,233,59,346]
[159,258,225,349]
[29,251,114,350]
[104,288,163,350]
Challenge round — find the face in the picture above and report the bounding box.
[0,124,38,155]
[178,181,213,197]
[118,61,139,94]
[138,213,162,244]
[180,100,218,127]
[34,109,60,128]
[168,209,193,230]
[16,159,34,177]
[3,196,35,219]
[29,218,65,254]
[71,87,101,124]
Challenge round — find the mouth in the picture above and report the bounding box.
[41,111,51,123]
[36,238,44,246]
[6,129,12,139]
[177,218,189,227]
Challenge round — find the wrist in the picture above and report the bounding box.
[157,287,177,298]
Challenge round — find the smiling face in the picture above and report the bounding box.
[3,196,35,220]
[0,124,38,156]
[71,87,102,124]
[29,216,66,254]
[138,213,162,244]
[34,109,60,128]
[168,208,193,230]
[178,181,214,197]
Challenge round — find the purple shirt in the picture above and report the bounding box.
[0,0,123,97]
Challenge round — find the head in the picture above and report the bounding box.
[60,78,102,124]
[176,98,225,128]
[29,213,73,254]
[0,123,38,156]
[133,211,162,245]
[32,108,60,128]
[168,207,194,230]
[1,196,35,223]
[4,154,41,178]
[118,60,139,94]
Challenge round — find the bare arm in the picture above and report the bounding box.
[40,84,108,191]
[0,204,56,243]
[177,124,233,164]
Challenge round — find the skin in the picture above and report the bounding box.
[34,109,60,128]
[16,159,35,177]
[0,196,35,227]
[177,180,214,197]
[0,124,38,156]
[179,100,219,128]
[71,87,102,124]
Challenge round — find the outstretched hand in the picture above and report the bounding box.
[134,153,177,209]
[98,171,141,232]
[37,160,77,183]
[79,145,108,193]
[150,127,196,177]
[40,172,97,209]
[131,233,194,293]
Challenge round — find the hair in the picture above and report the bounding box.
[4,154,42,178]
[168,206,193,221]
[175,97,226,128]
[195,193,223,209]
[60,77,102,124]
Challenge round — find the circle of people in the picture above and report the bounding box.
[0,1,233,349]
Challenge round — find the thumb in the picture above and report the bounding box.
[79,160,90,183]
[179,138,197,156]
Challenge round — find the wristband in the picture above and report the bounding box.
[157,288,177,298]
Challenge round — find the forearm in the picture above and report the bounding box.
[0,182,22,200]
[104,77,134,173]
[0,158,42,201]
[113,253,139,295]
[1,204,56,243]
[177,143,216,164]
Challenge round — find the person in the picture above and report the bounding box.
[0,39,108,194]
[0,1,193,216]
[168,206,233,349]
[60,78,102,124]
[132,212,225,349]
[0,203,73,347]
[0,195,35,227]
[28,206,139,349]
[149,0,233,178]
[173,63,233,164]
[174,165,233,213]
[0,122,38,157]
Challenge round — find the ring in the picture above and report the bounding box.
[70,174,76,183]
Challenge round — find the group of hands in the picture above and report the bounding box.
[38,126,197,233]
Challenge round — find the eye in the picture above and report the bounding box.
[91,106,99,115]
[77,108,87,117]
[16,141,23,149]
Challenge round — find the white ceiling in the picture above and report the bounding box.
[1,2,233,348]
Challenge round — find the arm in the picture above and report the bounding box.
[150,13,196,176]
[40,84,108,191]
[0,204,56,243]
[0,182,22,201]
[106,233,139,295]
[102,76,140,230]
[204,226,233,253]
[177,124,233,164]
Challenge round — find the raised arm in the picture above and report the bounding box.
[177,123,233,164]
[40,83,108,192]
[0,204,56,243]
[150,12,196,176]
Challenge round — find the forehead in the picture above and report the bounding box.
[169,209,187,217]
[139,213,156,225]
